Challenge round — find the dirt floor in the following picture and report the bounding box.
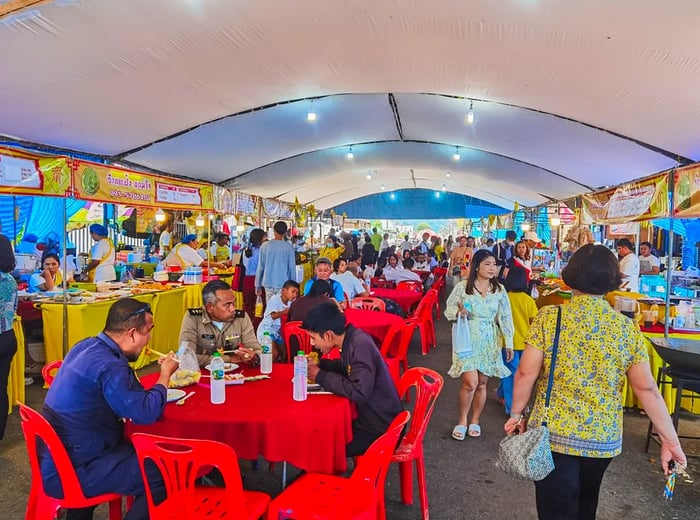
[2,285,700,519]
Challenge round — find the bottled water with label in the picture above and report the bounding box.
[293,350,308,401]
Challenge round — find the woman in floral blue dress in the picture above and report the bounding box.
[0,235,18,440]
[445,249,515,440]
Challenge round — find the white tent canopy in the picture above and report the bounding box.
[2,0,698,210]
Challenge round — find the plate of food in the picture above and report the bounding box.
[204,362,239,373]
[166,389,186,403]
[224,373,245,385]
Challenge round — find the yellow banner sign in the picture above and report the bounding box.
[0,148,70,196]
[73,161,213,210]
[673,164,700,218]
[581,174,669,224]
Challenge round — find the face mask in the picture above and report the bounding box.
[326,242,333,247]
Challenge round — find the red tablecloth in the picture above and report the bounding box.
[370,288,422,314]
[412,270,431,281]
[17,300,42,323]
[344,308,404,343]
[127,365,353,474]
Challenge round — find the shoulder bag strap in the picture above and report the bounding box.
[542,305,563,427]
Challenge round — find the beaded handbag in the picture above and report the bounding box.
[497,306,562,481]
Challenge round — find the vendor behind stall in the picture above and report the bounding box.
[163,234,223,269]
[85,224,116,283]
[29,253,74,293]
[209,233,232,264]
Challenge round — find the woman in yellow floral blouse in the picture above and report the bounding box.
[505,245,686,520]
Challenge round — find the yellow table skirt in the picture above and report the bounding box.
[8,316,26,414]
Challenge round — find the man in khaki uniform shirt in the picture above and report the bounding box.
[179,280,262,367]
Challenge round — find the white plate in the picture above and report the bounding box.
[166,389,186,403]
[204,362,239,373]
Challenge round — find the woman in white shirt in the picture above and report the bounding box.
[163,234,223,269]
[29,253,74,292]
[85,224,116,283]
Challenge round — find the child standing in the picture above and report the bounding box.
[256,279,300,361]
[499,266,539,414]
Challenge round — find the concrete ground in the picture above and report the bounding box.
[2,286,700,519]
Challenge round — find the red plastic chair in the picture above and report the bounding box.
[379,319,417,385]
[42,360,62,387]
[266,411,410,520]
[131,433,270,520]
[396,280,423,293]
[18,403,124,520]
[350,297,386,312]
[430,277,446,319]
[282,321,314,362]
[391,368,444,520]
[412,290,438,355]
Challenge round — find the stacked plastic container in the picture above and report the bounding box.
[182,266,204,285]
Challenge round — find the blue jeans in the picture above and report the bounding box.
[498,349,522,414]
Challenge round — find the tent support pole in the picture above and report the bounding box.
[62,196,69,358]
[664,170,676,340]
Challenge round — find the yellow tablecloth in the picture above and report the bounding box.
[301,261,314,288]
[7,316,26,414]
[183,282,243,313]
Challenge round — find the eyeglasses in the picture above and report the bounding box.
[124,303,151,321]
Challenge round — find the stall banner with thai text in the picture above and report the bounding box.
[673,164,700,218]
[580,174,668,224]
[214,186,235,214]
[73,161,213,210]
[0,148,70,196]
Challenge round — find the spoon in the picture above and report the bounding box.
[176,391,196,405]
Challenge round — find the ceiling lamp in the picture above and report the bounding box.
[306,100,316,121]
[195,213,206,227]
[521,222,531,232]
[346,146,354,159]
[453,147,461,161]
[380,184,386,191]
[466,100,475,124]
[550,209,561,227]
[366,170,373,180]
[446,172,451,178]
[154,208,166,223]
[442,184,447,191]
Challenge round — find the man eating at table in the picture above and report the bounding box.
[40,298,179,520]
[303,302,403,457]
[179,279,262,367]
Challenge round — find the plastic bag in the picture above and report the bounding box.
[452,314,472,357]
[169,343,202,388]
[255,294,264,318]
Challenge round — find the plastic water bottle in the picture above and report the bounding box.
[260,332,273,374]
[210,352,226,405]
[293,350,308,402]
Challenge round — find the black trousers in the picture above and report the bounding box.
[0,328,18,440]
[534,452,613,520]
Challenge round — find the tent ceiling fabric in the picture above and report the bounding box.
[2,0,699,210]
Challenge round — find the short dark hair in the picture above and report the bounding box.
[505,266,529,293]
[202,280,232,305]
[486,238,495,246]
[302,301,346,335]
[0,235,16,273]
[349,253,361,262]
[308,279,334,297]
[403,258,415,269]
[273,221,288,235]
[41,253,61,266]
[332,258,345,272]
[616,238,633,250]
[640,241,652,249]
[282,279,300,290]
[562,244,622,295]
[248,228,266,247]
[104,298,152,334]
[506,230,517,241]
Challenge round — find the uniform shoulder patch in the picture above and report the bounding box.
[188,308,203,316]
[234,310,246,318]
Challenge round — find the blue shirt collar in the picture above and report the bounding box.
[97,332,128,362]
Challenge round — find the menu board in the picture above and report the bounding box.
[0,153,41,189]
[156,182,202,206]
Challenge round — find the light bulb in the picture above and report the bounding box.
[154,209,166,223]
[346,147,354,159]
[307,111,316,121]
[550,216,561,227]
[466,100,474,124]
[521,222,531,232]
[446,172,451,178]
[195,214,205,227]
[381,184,386,191]
[453,147,460,161]
[366,171,372,180]
[442,184,447,191]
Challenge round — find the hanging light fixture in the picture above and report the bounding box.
[306,100,316,121]
[195,213,206,227]
[550,208,561,227]
[521,221,531,232]
[366,169,373,180]
[442,183,447,191]
[445,172,451,178]
[380,184,386,191]
[346,146,354,159]
[154,208,166,223]
[466,100,475,124]
[453,147,461,161]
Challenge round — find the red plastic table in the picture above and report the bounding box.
[127,365,353,474]
[344,308,405,343]
[370,288,423,314]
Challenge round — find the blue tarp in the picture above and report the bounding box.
[330,189,506,220]
[0,195,84,245]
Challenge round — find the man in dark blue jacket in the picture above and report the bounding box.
[41,298,179,520]
[303,302,403,456]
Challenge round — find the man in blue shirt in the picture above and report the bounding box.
[303,257,345,302]
[41,298,179,520]
[255,221,297,304]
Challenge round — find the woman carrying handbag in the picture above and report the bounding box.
[504,245,686,520]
